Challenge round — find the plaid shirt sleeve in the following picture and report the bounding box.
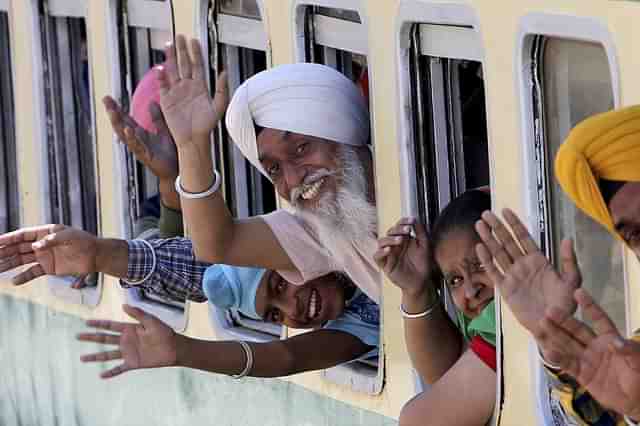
[120,238,211,303]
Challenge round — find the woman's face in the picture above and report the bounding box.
[608,181,640,257]
[435,229,494,319]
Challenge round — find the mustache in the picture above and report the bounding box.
[289,169,334,205]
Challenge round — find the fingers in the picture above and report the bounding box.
[80,350,123,363]
[123,304,152,327]
[481,211,525,261]
[12,264,45,285]
[377,235,409,250]
[545,306,596,347]
[475,243,504,287]
[176,35,193,80]
[189,38,206,82]
[0,253,36,274]
[559,239,581,289]
[101,363,129,379]
[149,102,170,135]
[475,217,513,271]
[77,332,120,345]
[502,209,539,254]
[162,42,180,88]
[574,288,618,337]
[0,225,58,247]
[85,319,127,333]
[212,70,230,122]
[31,232,72,251]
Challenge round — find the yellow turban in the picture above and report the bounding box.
[555,105,640,235]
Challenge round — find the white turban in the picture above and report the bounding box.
[225,63,370,177]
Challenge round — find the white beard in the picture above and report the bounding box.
[291,146,377,250]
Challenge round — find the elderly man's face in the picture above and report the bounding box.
[609,181,640,256]
[257,129,342,209]
[254,271,347,329]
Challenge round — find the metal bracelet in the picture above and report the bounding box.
[537,346,562,371]
[400,293,440,319]
[232,341,254,379]
[174,170,221,200]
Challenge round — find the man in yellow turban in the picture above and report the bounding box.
[555,104,640,256]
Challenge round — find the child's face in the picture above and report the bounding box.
[254,272,347,329]
[435,229,494,319]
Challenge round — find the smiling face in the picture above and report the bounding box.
[257,129,342,209]
[253,271,348,329]
[608,181,640,256]
[435,229,494,319]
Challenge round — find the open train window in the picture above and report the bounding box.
[114,0,187,328]
[530,37,625,331]
[400,17,492,399]
[40,0,101,305]
[0,9,19,234]
[520,26,624,424]
[205,0,280,342]
[296,2,381,395]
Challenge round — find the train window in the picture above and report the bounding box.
[530,37,625,330]
[399,19,492,399]
[40,1,102,305]
[0,10,19,234]
[120,0,173,225]
[302,5,368,85]
[296,3,382,394]
[206,0,280,342]
[117,0,186,328]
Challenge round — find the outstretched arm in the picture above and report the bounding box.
[156,35,295,273]
[78,305,372,379]
[374,218,462,383]
[0,225,128,287]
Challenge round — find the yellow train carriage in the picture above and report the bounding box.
[0,0,638,424]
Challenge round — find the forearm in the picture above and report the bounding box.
[159,178,181,212]
[175,336,297,378]
[176,139,237,263]
[95,238,129,278]
[403,286,463,384]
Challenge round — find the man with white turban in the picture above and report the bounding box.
[157,36,383,303]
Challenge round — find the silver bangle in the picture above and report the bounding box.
[175,170,221,200]
[400,293,440,319]
[625,416,640,426]
[232,341,254,379]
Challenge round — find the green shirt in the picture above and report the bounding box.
[457,300,496,347]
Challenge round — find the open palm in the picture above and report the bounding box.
[0,225,97,285]
[78,305,178,379]
[374,218,434,293]
[158,36,228,146]
[542,289,640,420]
[475,209,579,337]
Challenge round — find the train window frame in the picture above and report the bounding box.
[516,14,624,426]
[201,0,282,343]
[39,0,103,306]
[396,2,498,413]
[0,7,20,235]
[114,0,189,330]
[292,0,383,396]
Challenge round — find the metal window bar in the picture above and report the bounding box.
[0,12,19,233]
[209,0,280,338]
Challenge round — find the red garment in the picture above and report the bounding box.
[470,335,496,371]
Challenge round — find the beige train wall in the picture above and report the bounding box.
[2,0,640,424]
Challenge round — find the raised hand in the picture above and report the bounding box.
[541,289,640,421]
[374,218,434,295]
[77,305,178,379]
[0,225,98,287]
[475,209,580,363]
[104,96,178,181]
[158,36,229,146]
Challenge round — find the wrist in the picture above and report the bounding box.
[159,179,181,211]
[96,238,129,278]
[402,284,439,315]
